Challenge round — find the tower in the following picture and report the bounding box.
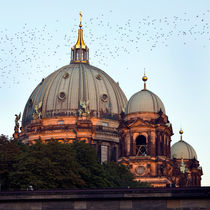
[119,74,174,187]
[171,130,203,186]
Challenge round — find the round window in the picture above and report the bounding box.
[101,94,108,102]
[58,92,66,100]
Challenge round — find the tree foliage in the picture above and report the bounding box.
[0,135,149,191]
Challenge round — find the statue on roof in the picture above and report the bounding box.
[78,100,90,117]
[15,112,21,128]
[13,112,21,140]
[33,101,42,120]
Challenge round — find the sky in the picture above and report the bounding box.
[0,0,210,186]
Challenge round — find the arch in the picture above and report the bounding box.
[136,135,147,156]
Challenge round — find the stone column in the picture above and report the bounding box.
[150,131,156,156]
[130,131,134,156]
[151,162,156,176]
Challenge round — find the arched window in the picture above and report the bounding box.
[71,51,74,60]
[76,50,80,60]
[136,135,147,156]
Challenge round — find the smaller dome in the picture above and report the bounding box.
[125,89,165,114]
[171,140,197,160]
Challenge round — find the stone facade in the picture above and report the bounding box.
[118,111,202,187]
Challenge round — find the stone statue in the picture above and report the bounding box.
[15,112,21,128]
[180,157,187,173]
[78,100,90,117]
[33,101,42,120]
[13,112,21,139]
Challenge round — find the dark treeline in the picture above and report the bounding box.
[0,135,149,191]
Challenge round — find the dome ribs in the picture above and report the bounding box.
[86,64,98,115]
[126,89,165,114]
[22,64,128,125]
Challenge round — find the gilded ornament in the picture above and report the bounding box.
[142,75,148,82]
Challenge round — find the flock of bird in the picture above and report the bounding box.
[0,10,210,88]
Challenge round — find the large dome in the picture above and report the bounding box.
[22,63,127,126]
[125,89,165,114]
[171,140,197,160]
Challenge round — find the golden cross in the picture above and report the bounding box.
[80,11,82,24]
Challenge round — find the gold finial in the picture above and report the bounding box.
[70,12,89,64]
[142,71,148,90]
[79,11,82,28]
[179,129,183,141]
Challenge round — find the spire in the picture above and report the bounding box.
[179,129,183,141]
[70,12,89,64]
[79,11,82,28]
[142,71,148,90]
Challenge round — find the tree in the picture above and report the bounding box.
[0,135,23,191]
[0,138,149,190]
[9,140,86,190]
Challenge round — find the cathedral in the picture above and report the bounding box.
[14,14,203,187]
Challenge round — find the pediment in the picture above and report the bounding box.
[126,118,152,128]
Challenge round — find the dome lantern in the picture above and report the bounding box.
[70,11,89,64]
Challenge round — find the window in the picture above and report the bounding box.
[76,50,79,60]
[101,94,108,102]
[71,51,74,60]
[136,135,147,156]
[58,92,66,100]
